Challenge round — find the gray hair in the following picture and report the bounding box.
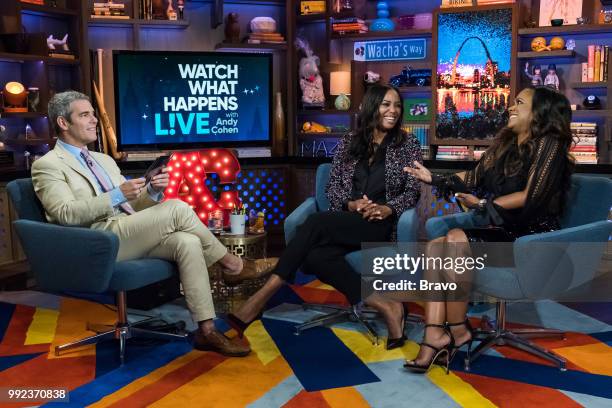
[48,90,91,135]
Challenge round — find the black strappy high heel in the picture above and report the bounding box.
[386,303,407,350]
[404,324,453,374]
[438,318,474,365]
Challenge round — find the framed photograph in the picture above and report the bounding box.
[538,0,583,26]
[434,6,514,140]
[404,98,432,122]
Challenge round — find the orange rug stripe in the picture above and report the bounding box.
[322,386,369,408]
[105,352,226,408]
[283,390,331,408]
[0,305,50,356]
[290,285,350,306]
[455,371,582,408]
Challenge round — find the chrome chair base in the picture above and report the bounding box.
[466,301,567,371]
[293,303,423,346]
[54,292,188,365]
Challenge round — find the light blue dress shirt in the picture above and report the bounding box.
[57,139,162,209]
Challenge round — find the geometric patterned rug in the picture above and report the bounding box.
[1,283,612,407]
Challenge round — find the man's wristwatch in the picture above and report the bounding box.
[477,198,487,211]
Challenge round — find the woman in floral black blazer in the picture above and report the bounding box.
[226,85,422,349]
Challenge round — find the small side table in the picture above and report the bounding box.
[209,232,267,313]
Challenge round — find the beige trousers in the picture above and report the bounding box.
[94,199,227,322]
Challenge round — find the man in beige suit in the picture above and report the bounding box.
[32,91,277,357]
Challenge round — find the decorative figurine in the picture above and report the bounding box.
[177,0,185,20]
[295,37,325,107]
[224,13,240,43]
[549,36,565,50]
[47,34,69,52]
[544,64,559,90]
[364,70,381,85]
[370,1,395,31]
[565,38,576,51]
[531,36,549,52]
[524,62,543,86]
[166,0,177,20]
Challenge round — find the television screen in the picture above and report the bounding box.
[112,50,272,151]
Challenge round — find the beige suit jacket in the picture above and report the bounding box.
[31,142,158,228]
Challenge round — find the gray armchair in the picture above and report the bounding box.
[425,175,612,371]
[7,178,188,364]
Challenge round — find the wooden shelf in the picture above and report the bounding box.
[516,50,575,59]
[571,110,612,117]
[298,109,357,114]
[214,42,287,52]
[88,18,190,29]
[297,132,346,138]
[398,86,431,93]
[4,138,56,146]
[518,24,612,36]
[0,52,79,65]
[570,82,609,89]
[0,112,47,119]
[297,13,325,23]
[20,3,78,16]
[431,138,494,146]
[331,29,432,40]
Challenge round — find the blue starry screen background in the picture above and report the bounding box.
[113,52,272,147]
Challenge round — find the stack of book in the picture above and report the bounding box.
[436,145,470,161]
[92,2,129,19]
[570,122,598,164]
[20,0,44,5]
[332,18,368,35]
[403,124,430,159]
[582,45,609,82]
[247,32,286,45]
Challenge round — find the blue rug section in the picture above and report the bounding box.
[265,284,305,311]
[262,317,379,392]
[95,337,182,378]
[43,341,192,407]
[0,352,43,372]
[562,302,612,326]
[450,352,612,400]
[589,331,612,346]
[0,302,16,343]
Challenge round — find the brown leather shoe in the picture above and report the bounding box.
[223,257,279,286]
[193,329,250,357]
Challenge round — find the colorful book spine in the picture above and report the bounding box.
[594,46,600,83]
[587,45,595,82]
[604,46,609,81]
[581,62,588,82]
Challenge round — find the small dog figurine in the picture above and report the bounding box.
[47,34,69,51]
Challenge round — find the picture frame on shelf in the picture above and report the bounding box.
[538,0,584,26]
[435,6,514,140]
[404,98,431,122]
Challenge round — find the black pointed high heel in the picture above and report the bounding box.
[404,324,453,374]
[386,303,407,350]
[225,312,262,338]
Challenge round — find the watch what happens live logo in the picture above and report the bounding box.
[154,63,250,137]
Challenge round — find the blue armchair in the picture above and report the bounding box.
[425,175,612,371]
[284,164,422,343]
[7,178,188,364]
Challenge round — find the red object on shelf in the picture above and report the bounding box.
[20,0,44,4]
[164,149,242,227]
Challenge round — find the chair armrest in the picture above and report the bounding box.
[13,219,119,293]
[514,220,612,299]
[425,211,479,240]
[284,197,317,244]
[396,208,418,243]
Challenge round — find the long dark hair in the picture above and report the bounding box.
[474,86,575,218]
[349,84,405,160]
